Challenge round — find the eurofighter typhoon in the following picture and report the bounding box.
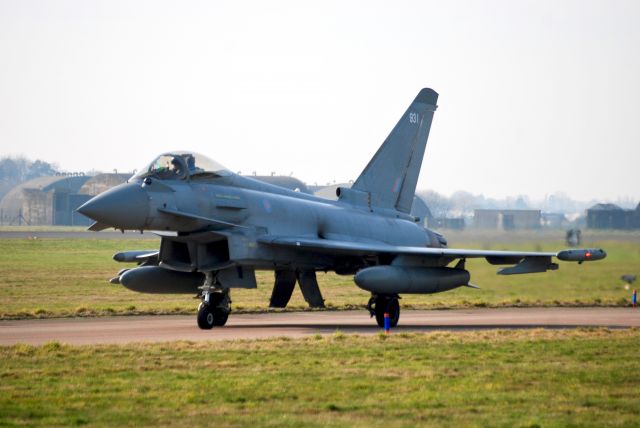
[78,89,606,329]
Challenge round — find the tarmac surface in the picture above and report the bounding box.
[1,308,638,345]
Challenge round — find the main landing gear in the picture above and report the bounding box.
[367,295,400,328]
[197,273,231,330]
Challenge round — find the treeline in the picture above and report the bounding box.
[0,156,59,200]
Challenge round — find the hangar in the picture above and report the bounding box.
[474,209,541,230]
[0,173,129,226]
[586,203,640,230]
[0,175,90,225]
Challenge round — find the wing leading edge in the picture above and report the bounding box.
[257,236,606,275]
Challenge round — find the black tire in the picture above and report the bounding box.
[197,299,230,329]
[197,303,215,330]
[211,308,229,326]
[374,297,400,328]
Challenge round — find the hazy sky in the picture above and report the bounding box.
[1,0,638,201]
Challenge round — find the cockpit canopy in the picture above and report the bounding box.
[132,152,232,181]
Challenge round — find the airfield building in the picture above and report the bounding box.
[0,175,90,226]
[429,217,465,230]
[79,173,130,197]
[474,209,541,230]
[541,212,568,229]
[0,173,130,226]
[586,203,640,229]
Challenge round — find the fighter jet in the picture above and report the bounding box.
[78,88,606,329]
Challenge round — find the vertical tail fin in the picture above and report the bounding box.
[351,88,438,214]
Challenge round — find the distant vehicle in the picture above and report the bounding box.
[566,228,582,247]
[78,88,606,329]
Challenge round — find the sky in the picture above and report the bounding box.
[1,0,639,202]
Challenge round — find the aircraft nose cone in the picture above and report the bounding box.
[77,182,150,230]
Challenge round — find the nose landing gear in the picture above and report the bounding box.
[197,273,231,330]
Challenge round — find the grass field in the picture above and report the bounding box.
[0,231,638,319]
[1,329,638,427]
[0,225,89,232]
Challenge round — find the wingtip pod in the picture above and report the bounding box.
[557,248,607,262]
[414,88,439,106]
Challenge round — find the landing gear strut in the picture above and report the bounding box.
[367,295,400,328]
[197,273,231,330]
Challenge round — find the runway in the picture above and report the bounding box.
[1,308,638,346]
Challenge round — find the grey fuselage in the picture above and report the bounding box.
[91,173,446,275]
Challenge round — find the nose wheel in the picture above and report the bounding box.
[197,299,229,329]
[197,273,231,329]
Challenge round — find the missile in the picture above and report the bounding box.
[113,250,159,263]
[354,266,470,294]
[109,268,131,284]
[119,266,204,294]
[556,248,606,262]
